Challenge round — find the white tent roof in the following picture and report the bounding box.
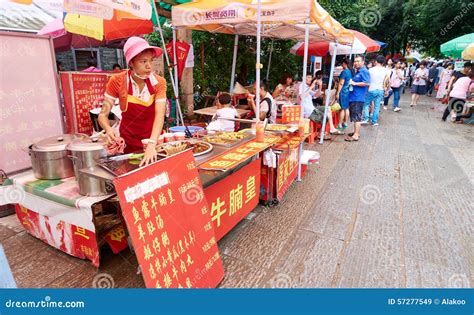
[172,0,354,44]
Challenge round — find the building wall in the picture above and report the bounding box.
[56,48,125,71]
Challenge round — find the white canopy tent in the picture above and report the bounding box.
[171,0,354,180]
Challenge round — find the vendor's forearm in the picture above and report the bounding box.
[98,99,113,131]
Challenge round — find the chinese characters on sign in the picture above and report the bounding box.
[113,151,224,288]
[204,159,261,241]
[281,105,302,124]
[15,205,100,266]
[277,147,299,200]
[199,138,278,171]
[60,72,112,135]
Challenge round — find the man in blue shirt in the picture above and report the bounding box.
[346,56,370,142]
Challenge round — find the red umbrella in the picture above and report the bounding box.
[290,30,380,56]
[351,30,380,53]
[38,18,106,51]
[38,17,131,51]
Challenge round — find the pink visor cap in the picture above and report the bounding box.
[124,36,163,65]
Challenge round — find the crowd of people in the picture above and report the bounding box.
[208,56,473,137]
[296,57,473,142]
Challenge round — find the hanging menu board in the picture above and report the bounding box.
[0,32,64,175]
[60,72,113,135]
[113,150,224,288]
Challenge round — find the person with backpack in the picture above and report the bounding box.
[383,61,404,112]
[247,80,277,123]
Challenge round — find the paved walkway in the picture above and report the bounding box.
[1,93,472,288]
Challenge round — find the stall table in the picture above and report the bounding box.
[8,132,302,268]
[9,173,117,267]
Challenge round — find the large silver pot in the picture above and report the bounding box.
[78,166,115,197]
[29,134,85,180]
[67,139,108,196]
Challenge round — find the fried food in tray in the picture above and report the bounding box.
[266,124,290,131]
[217,132,249,140]
[204,131,251,146]
[156,140,212,157]
[204,136,236,145]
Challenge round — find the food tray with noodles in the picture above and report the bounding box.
[156,140,213,157]
[204,131,253,147]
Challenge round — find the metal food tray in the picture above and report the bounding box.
[204,132,254,148]
[156,140,213,158]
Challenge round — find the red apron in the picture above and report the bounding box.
[120,72,156,153]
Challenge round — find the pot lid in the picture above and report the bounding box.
[32,134,86,152]
[66,138,107,152]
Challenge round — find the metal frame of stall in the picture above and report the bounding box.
[169,0,354,182]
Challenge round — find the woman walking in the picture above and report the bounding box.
[410,61,429,107]
[383,61,404,112]
[436,63,454,100]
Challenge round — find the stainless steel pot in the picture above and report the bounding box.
[67,139,108,196]
[78,166,115,197]
[29,134,85,180]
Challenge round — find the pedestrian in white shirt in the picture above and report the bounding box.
[363,55,390,126]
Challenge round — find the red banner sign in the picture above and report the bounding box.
[204,159,261,241]
[113,150,224,288]
[60,72,112,135]
[281,105,301,124]
[199,137,279,171]
[15,205,100,266]
[277,147,299,200]
[166,41,190,81]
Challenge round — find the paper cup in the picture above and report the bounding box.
[174,132,186,141]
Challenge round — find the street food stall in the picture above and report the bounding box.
[0,1,352,289]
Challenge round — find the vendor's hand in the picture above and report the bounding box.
[139,144,157,167]
[105,127,118,142]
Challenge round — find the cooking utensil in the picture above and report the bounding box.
[29,134,86,180]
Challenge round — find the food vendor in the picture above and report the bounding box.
[99,37,167,166]
[247,81,277,123]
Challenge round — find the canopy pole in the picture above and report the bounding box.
[297,21,310,182]
[151,1,184,126]
[266,39,274,82]
[255,0,262,120]
[229,35,239,93]
[172,28,180,96]
[319,42,338,144]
